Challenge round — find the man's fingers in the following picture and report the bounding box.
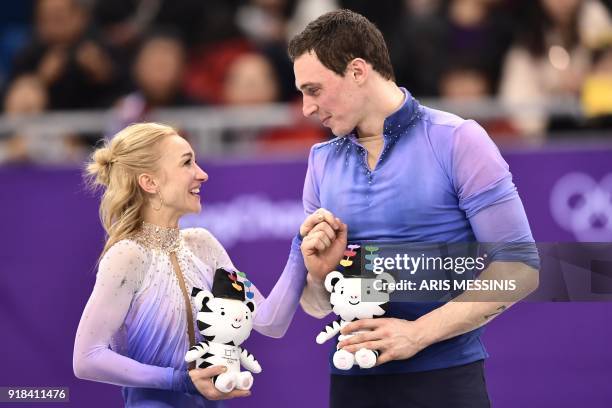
[338,330,380,349]
[310,221,337,242]
[303,230,332,253]
[374,350,395,366]
[341,318,382,334]
[336,222,348,241]
[300,208,340,237]
[314,231,332,249]
[343,340,386,354]
[376,353,391,366]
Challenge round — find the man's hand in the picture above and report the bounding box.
[189,366,251,400]
[337,318,430,366]
[300,208,347,281]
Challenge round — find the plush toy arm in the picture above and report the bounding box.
[316,318,343,344]
[239,347,262,374]
[185,341,210,363]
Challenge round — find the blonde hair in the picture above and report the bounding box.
[85,122,177,254]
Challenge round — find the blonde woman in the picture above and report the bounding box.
[73,123,317,406]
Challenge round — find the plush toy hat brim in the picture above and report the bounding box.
[212,268,245,301]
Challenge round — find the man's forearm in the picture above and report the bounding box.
[415,261,539,346]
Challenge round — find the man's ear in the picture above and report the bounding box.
[347,58,369,84]
[138,173,158,194]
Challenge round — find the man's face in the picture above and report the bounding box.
[294,51,363,136]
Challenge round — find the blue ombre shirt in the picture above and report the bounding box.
[302,88,538,375]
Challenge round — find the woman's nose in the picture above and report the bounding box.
[196,164,208,182]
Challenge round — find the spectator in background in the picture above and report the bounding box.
[222,52,281,105]
[221,52,326,151]
[11,0,124,110]
[0,74,87,164]
[581,37,612,129]
[92,0,244,48]
[499,0,612,137]
[106,31,195,136]
[236,0,298,44]
[286,0,339,41]
[185,0,306,105]
[439,56,518,140]
[390,0,513,97]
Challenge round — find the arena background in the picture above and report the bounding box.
[1,1,612,407]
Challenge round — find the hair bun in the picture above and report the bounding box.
[86,146,114,187]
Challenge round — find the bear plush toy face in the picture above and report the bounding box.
[325,271,395,322]
[194,289,256,346]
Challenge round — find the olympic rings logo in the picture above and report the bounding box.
[550,172,612,242]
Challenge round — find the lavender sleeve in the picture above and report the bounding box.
[72,241,196,393]
[451,120,540,269]
[299,146,334,317]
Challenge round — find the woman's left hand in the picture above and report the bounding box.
[337,318,431,366]
[189,366,251,400]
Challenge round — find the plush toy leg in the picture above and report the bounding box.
[333,348,355,370]
[235,371,254,390]
[355,348,377,369]
[214,372,236,393]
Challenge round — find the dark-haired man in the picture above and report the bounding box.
[291,9,539,408]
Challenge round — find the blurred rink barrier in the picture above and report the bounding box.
[1,101,612,408]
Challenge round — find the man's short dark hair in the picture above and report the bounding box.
[288,9,395,81]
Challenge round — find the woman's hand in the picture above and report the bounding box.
[189,366,251,400]
[300,208,347,281]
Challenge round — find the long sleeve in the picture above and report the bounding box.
[184,228,307,338]
[73,240,196,393]
[451,121,540,269]
[299,145,333,318]
[251,235,308,337]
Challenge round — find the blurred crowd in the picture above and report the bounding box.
[0,0,611,164]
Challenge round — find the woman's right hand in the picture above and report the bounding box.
[189,366,251,400]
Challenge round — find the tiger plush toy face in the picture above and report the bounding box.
[324,271,395,322]
[193,289,256,346]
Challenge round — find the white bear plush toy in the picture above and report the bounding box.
[185,268,261,392]
[316,245,395,370]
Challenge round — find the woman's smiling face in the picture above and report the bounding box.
[155,134,208,217]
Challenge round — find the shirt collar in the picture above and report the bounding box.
[347,87,421,142]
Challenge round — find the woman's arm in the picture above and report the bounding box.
[185,228,307,338]
[73,240,195,393]
[250,235,308,338]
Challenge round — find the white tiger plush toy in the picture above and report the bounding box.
[185,268,261,393]
[316,245,396,370]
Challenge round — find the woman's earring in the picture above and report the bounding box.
[151,190,164,211]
